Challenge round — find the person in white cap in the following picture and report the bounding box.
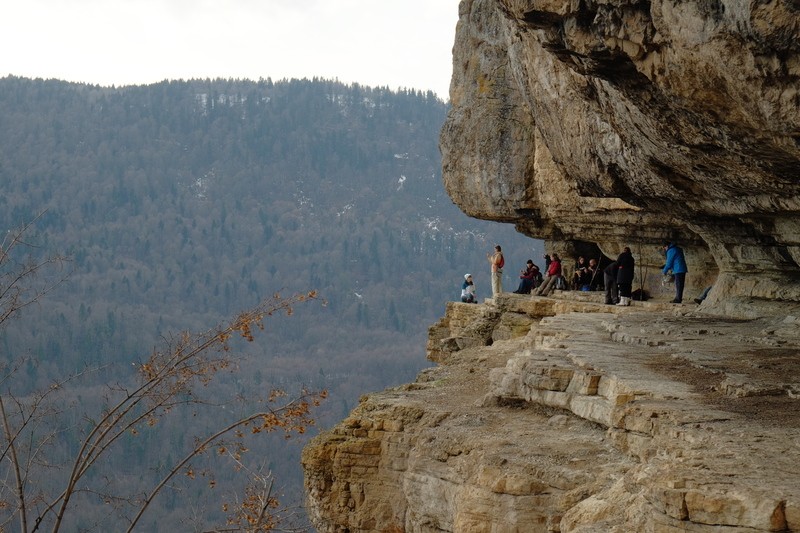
[461,273,477,303]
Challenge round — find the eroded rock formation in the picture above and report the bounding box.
[440,0,800,302]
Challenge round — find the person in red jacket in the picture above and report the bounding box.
[535,253,562,296]
[513,260,541,294]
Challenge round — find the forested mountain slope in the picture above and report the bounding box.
[0,76,537,527]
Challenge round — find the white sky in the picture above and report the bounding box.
[1,0,459,99]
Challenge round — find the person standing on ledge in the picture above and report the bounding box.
[603,260,619,305]
[487,245,504,297]
[662,241,688,303]
[616,246,635,306]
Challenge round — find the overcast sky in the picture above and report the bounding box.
[1,0,459,99]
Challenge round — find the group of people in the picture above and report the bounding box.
[463,246,561,302]
[571,256,601,291]
[604,242,688,305]
[460,241,690,306]
[462,245,537,303]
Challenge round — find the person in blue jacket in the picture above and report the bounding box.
[662,242,688,303]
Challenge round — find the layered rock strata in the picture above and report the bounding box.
[440,0,800,300]
[303,295,800,532]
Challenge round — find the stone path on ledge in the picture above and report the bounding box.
[442,291,800,530]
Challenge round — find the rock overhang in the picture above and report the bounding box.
[440,0,800,304]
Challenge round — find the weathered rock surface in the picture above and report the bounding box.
[303,295,800,531]
[440,0,800,300]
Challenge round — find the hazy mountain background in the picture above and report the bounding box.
[0,75,540,529]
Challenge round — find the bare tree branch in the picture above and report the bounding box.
[0,396,28,533]
[0,212,69,329]
[2,217,326,532]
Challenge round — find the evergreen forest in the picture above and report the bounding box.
[0,75,539,530]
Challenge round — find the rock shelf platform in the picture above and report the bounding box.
[303,293,800,532]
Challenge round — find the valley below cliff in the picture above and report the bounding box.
[303,293,800,532]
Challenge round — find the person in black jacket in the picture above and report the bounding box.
[571,256,588,290]
[603,261,619,305]
[615,247,635,306]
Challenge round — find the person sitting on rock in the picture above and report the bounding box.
[513,260,541,294]
[575,258,601,291]
[461,273,477,303]
[531,263,544,288]
[586,258,602,290]
[535,253,562,296]
[571,256,588,290]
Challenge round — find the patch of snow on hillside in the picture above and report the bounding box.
[454,229,488,240]
[195,93,209,116]
[294,191,313,208]
[190,169,214,199]
[424,217,443,233]
[337,203,355,217]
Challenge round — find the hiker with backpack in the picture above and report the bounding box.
[487,245,504,296]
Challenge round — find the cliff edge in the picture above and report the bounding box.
[303,295,800,531]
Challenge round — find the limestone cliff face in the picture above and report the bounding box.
[440,0,800,301]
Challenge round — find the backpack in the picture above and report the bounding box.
[632,288,650,301]
[498,254,505,269]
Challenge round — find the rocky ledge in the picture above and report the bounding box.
[302,294,800,532]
